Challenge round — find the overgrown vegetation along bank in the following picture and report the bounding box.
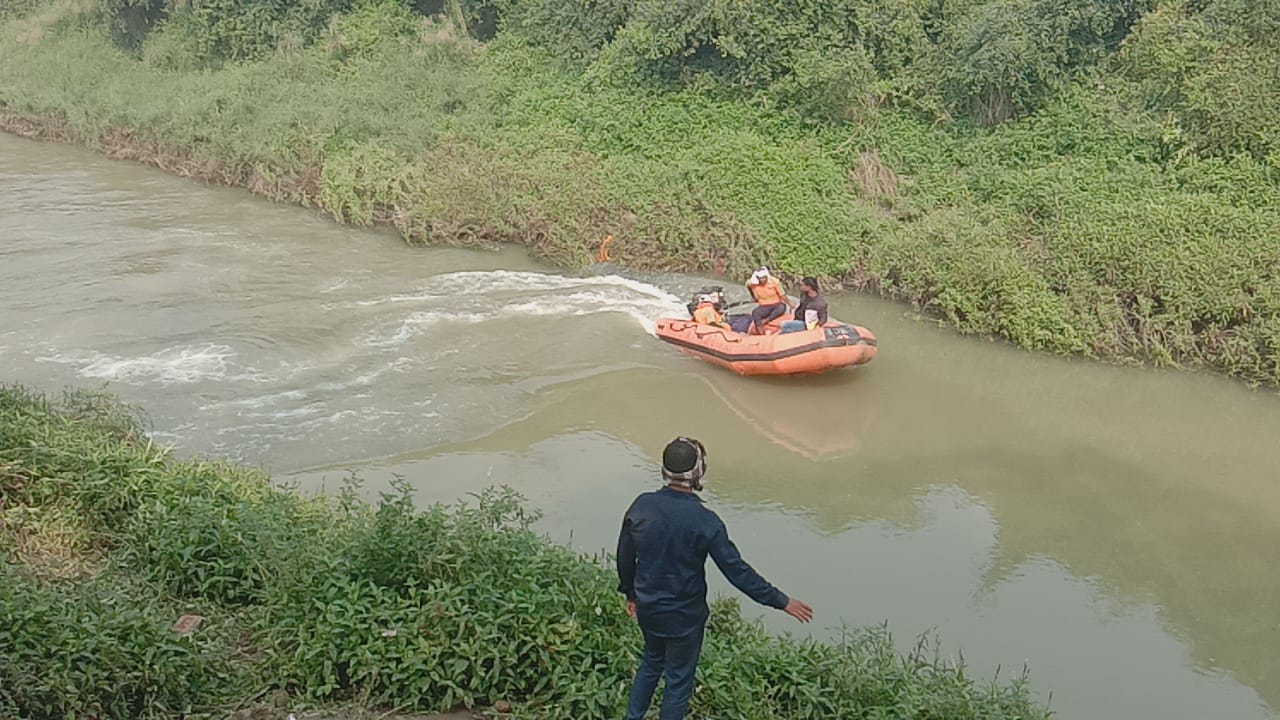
[0,384,1050,719]
[2,1,1280,385]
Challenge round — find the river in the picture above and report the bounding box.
[2,131,1277,720]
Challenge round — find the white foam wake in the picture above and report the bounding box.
[39,344,267,386]
[201,357,415,411]
[360,270,688,348]
[359,270,683,303]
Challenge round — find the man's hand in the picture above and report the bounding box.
[626,599,637,619]
[783,598,813,623]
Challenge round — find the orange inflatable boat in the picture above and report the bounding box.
[655,314,877,376]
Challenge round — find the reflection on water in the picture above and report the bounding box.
[698,369,876,460]
[3,131,1279,719]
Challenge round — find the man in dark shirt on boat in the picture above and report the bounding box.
[616,437,813,720]
[780,276,828,333]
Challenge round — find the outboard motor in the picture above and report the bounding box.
[687,286,728,317]
[708,287,728,314]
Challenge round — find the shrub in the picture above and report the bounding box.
[486,0,632,64]
[0,563,237,719]
[0,386,164,534]
[0,0,44,20]
[95,0,167,51]
[123,463,300,605]
[935,0,1149,124]
[1118,0,1280,162]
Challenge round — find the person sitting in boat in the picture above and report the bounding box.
[690,293,728,328]
[746,267,793,334]
[780,277,828,333]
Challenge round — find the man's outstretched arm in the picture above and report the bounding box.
[708,525,812,622]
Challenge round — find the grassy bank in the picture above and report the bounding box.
[1,1,1279,385]
[0,384,1050,718]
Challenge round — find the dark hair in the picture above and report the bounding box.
[662,439,700,474]
[801,276,819,292]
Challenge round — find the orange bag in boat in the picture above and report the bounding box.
[692,304,725,326]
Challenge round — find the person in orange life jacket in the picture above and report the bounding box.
[746,266,793,334]
[617,438,814,720]
[779,276,828,334]
[690,294,727,327]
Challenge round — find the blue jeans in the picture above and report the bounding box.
[624,625,705,720]
[779,320,806,334]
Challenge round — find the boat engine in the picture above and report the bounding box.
[687,286,728,317]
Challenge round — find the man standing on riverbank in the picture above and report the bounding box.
[616,437,814,720]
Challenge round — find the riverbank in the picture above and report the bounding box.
[2,1,1279,386]
[0,384,1051,718]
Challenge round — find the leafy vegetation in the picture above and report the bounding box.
[1,0,1278,383]
[0,385,1052,718]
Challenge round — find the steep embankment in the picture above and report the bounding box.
[2,0,1279,384]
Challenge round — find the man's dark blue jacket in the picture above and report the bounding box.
[616,487,789,638]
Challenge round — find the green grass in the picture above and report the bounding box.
[0,385,1053,718]
[1,1,1279,384]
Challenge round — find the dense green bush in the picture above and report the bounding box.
[175,0,346,62]
[499,0,878,120]
[476,0,1150,124]
[484,0,630,63]
[0,566,236,719]
[1119,0,1280,163]
[0,385,162,534]
[0,386,1053,719]
[257,484,641,716]
[934,0,1148,124]
[91,0,445,62]
[94,0,167,51]
[0,0,43,20]
[124,464,305,605]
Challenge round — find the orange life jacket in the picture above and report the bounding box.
[749,277,785,305]
[692,303,725,326]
